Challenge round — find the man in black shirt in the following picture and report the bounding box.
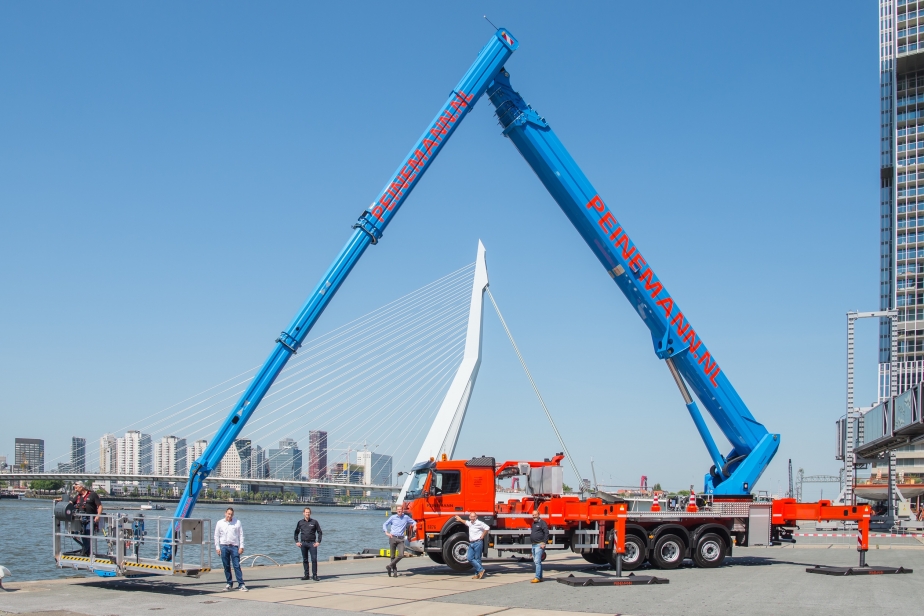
[69,481,103,556]
[294,507,322,580]
[529,509,549,583]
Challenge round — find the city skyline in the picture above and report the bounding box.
[2,430,394,486]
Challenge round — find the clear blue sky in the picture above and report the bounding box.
[0,1,879,497]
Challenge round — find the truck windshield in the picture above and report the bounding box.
[405,469,430,500]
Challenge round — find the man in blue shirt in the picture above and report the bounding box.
[382,504,416,577]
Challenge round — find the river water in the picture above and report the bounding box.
[0,499,391,582]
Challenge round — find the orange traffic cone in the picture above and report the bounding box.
[651,492,661,512]
[686,490,699,513]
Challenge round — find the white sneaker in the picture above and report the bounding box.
[238,585,248,592]
[223,584,232,591]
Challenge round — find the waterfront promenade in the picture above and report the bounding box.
[3,545,924,616]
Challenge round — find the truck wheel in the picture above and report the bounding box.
[693,533,726,568]
[441,532,472,572]
[605,534,646,571]
[427,552,446,564]
[580,550,607,565]
[650,534,684,570]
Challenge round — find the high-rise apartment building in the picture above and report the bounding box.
[153,436,187,476]
[116,431,152,475]
[308,431,327,480]
[878,0,924,395]
[70,437,86,473]
[14,438,44,472]
[99,434,117,473]
[269,438,302,480]
[189,439,208,465]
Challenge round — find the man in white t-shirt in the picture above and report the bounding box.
[453,511,490,579]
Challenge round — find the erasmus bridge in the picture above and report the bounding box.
[8,243,575,497]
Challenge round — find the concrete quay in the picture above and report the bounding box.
[2,545,923,616]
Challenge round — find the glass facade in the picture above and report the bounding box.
[879,0,924,394]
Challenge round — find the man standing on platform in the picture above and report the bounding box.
[294,507,322,581]
[383,504,416,577]
[68,481,103,557]
[214,507,247,592]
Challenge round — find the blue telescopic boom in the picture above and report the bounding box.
[485,70,779,495]
[162,29,519,557]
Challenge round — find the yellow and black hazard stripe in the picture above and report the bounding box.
[175,568,211,574]
[60,555,115,564]
[124,562,173,572]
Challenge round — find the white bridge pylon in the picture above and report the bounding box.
[398,240,489,503]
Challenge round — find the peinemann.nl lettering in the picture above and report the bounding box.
[587,195,721,388]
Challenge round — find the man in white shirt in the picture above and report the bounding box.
[214,507,247,591]
[453,511,490,579]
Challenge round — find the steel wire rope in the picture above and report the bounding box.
[135,270,476,438]
[485,288,584,488]
[255,340,465,476]
[283,265,473,360]
[261,269,473,392]
[249,328,467,453]
[76,263,474,473]
[194,318,468,463]
[256,341,465,478]
[238,291,471,412]
[245,325,467,452]
[91,264,475,460]
[134,275,473,445]
[235,305,470,437]
[291,354,462,483]
[312,336,466,447]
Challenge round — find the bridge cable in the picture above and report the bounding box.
[485,288,584,489]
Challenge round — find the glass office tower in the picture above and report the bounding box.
[879,0,924,395]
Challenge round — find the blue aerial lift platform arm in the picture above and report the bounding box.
[485,69,779,496]
[168,29,776,557]
[162,29,519,557]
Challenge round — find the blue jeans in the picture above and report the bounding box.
[531,544,544,580]
[220,544,244,586]
[466,539,484,573]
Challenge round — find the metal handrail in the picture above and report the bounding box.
[240,554,282,567]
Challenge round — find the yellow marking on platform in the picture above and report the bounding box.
[125,562,173,571]
[61,556,114,564]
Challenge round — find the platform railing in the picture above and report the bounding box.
[54,510,211,577]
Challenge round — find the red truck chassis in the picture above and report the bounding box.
[404,455,872,573]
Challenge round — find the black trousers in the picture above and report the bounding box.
[300,544,318,576]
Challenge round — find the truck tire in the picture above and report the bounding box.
[605,534,646,571]
[427,552,446,564]
[580,550,608,565]
[441,532,473,572]
[693,533,726,568]
[650,534,684,570]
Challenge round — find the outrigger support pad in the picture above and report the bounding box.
[556,573,670,586]
[806,565,912,576]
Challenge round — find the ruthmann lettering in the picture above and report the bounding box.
[586,195,721,388]
[370,91,474,222]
